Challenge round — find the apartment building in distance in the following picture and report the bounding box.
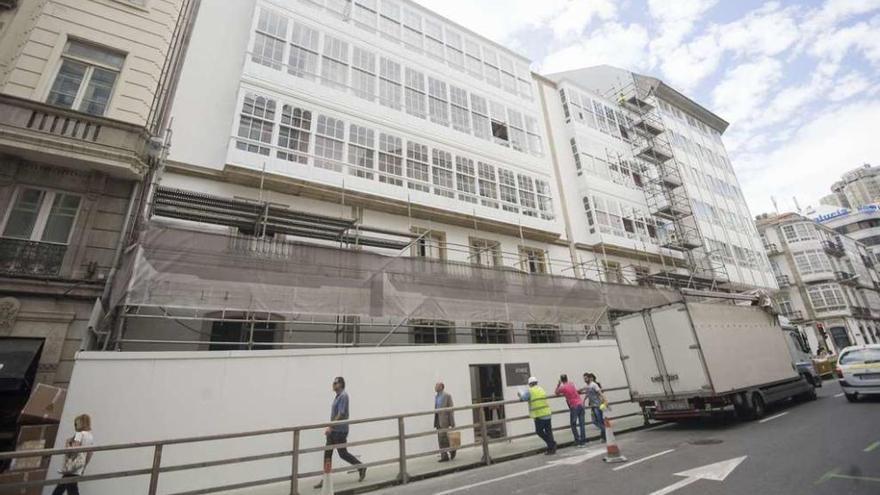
[828,163,880,210]
[0,0,198,393]
[809,203,880,258]
[541,66,774,290]
[757,212,880,352]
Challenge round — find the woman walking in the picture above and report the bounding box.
[53,414,94,495]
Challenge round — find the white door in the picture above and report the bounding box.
[649,304,712,396]
[614,312,668,399]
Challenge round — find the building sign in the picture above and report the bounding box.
[504,363,531,386]
[815,203,880,223]
[815,208,850,223]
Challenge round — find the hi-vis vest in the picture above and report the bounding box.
[528,385,552,418]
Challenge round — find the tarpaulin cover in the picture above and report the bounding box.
[113,224,682,325]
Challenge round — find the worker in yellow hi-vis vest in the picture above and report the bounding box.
[518,376,557,455]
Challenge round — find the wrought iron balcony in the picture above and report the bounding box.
[0,94,152,179]
[775,274,791,287]
[782,310,805,322]
[835,271,858,285]
[0,238,66,276]
[822,239,845,257]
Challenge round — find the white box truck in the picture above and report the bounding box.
[613,301,820,421]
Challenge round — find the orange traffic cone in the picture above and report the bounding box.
[602,412,627,463]
[320,459,334,494]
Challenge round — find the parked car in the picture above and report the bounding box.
[836,344,880,402]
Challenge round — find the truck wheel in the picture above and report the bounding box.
[845,393,858,403]
[806,387,818,401]
[751,394,766,420]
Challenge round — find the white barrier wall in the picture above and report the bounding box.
[52,342,634,495]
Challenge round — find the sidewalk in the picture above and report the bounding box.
[228,414,647,495]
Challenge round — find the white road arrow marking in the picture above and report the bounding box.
[433,449,605,495]
[648,456,747,495]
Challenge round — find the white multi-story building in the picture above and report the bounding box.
[109,0,775,353]
[541,66,775,290]
[757,212,880,352]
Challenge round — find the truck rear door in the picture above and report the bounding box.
[613,311,669,400]
[648,304,712,397]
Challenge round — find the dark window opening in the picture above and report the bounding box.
[410,321,454,344]
[527,325,560,343]
[209,321,276,350]
[474,323,512,344]
[491,121,508,141]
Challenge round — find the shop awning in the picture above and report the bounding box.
[0,338,43,393]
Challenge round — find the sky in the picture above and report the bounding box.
[414,0,880,216]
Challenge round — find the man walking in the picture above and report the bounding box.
[556,374,586,447]
[433,382,456,462]
[315,376,366,489]
[518,376,556,454]
[580,372,607,442]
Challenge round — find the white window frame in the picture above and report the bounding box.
[1,187,82,245]
[46,39,126,116]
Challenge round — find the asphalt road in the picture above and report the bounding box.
[375,382,879,495]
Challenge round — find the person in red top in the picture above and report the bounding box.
[556,374,586,447]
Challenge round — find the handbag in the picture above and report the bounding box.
[61,452,86,475]
[447,431,461,449]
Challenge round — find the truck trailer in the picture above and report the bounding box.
[613,300,820,421]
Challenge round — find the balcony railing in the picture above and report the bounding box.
[782,310,805,322]
[822,239,845,257]
[0,93,151,178]
[0,238,66,276]
[835,271,858,285]
[851,306,872,318]
[775,274,791,287]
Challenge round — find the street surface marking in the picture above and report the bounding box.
[648,456,747,495]
[865,441,880,452]
[758,412,789,423]
[613,449,675,471]
[432,448,604,495]
[648,477,699,495]
[834,392,845,398]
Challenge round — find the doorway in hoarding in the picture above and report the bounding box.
[469,364,506,441]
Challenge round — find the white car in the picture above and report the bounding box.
[836,344,880,402]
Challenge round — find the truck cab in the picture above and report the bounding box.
[779,316,822,388]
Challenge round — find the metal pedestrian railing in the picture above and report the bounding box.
[0,387,637,495]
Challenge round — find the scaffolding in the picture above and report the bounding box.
[612,80,729,291]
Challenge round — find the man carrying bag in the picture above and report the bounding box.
[434,382,457,462]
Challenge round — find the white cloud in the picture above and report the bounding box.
[647,0,717,56]
[734,100,880,215]
[412,0,616,45]
[829,72,871,101]
[712,57,783,125]
[539,22,650,73]
[655,31,722,92]
[714,3,801,58]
